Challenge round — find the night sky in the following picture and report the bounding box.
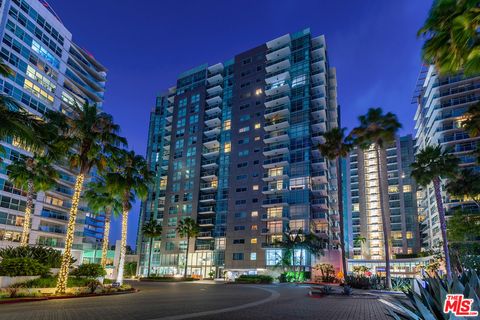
[47,0,432,248]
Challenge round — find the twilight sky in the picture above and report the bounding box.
[47,0,432,248]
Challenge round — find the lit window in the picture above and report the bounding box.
[255,89,262,95]
[254,136,261,141]
[251,211,258,217]
[224,142,231,153]
[251,238,257,244]
[250,252,257,260]
[239,126,250,133]
[292,74,306,88]
[254,123,261,129]
[403,185,412,192]
[252,185,259,191]
[223,120,231,130]
[388,185,399,193]
[251,225,258,230]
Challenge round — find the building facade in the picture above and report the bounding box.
[0,0,107,260]
[414,66,480,250]
[137,29,341,278]
[348,135,421,261]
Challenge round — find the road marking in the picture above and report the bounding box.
[147,286,280,320]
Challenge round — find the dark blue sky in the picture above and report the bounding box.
[48,0,432,248]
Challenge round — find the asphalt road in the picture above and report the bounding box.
[0,281,391,320]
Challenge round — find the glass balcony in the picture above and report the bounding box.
[208,63,224,74]
[266,34,291,50]
[263,155,289,169]
[311,131,326,145]
[262,171,288,182]
[197,231,213,239]
[265,59,290,74]
[205,103,222,116]
[199,194,216,203]
[201,169,218,181]
[198,206,216,215]
[38,225,66,234]
[198,219,214,227]
[203,136,220,149]
[263,129,289,144]
[207,73,223,86]
[202,147,220,158]
[206,95,222,106]
[200,181,218,191]
[312,211,327,222]
[265,83,290,96]
[204,126,221,137]
[266,46,291,62]
[311,170,328,183]
[206,84,223,96]
[265,70,290,85]
[264,104,289,120]
[264,117,289,132]
[204,114,221,128]
[201,159,219,170]
[262,197,288,208]
[311,198,328,209]
[265,94,290,108]
[263,142,289,157]
[311,46,325,60]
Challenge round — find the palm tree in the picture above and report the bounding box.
[7,155,58,246]
[463,103,480,138]
[106,150,151,284]
[446,168,480,207]
[418,0,480,76]
[318,127,353,282]
[141,218,162,277]
[411,145,459,277]
[176,217,199,278]
[275,227,325,282]
[47,103,126,294]
[83,180,124,268]
[351,107,401,290]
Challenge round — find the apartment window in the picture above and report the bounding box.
[254,136,260,141]
[252,185,259,191]
[237,162,248,168]
[224,142,231,153]
[235,211,247,217]
[223,120,231,130]
[238,150,249,157]
[165,242,175,251]
[233,253,244,260]
[250,252,257,260]
[251,211,258,217]
[240,103,250,110]
[239,138,250,145]
[189,115,198,124]
[266,249,282,266]
[236,187,247,192]
[251,225,258,230]
[240,114,251,122]
[236,174,247,180]
[403,185,412,192]
[234,225,245,231]
[177,118,186,128]
[190,94,200,103]
[239,126,250,133]
[188,136,197,145]
[250,238,257,244]
[292,74,306,88]
[255,89,262,95]
[233,239,245,244]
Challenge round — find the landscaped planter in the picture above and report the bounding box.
[0,276,40,288]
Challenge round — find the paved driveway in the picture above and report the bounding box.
[0,281,391,320]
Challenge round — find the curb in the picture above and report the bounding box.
[0,289,138,305]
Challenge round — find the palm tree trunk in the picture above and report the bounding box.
[56,173,85,294]
[433,176,452,277]
[184,237,189,278]
[100,209,111,269]
[147,237,153,277]
[375,146,391,290]
[20,179,34,246]
[116,208,129,284]
[339,196,347,282]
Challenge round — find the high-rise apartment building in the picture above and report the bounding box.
[137,29,341,278]
[0,0,107,260]
[414,66,480,250]
[348,135,420,260]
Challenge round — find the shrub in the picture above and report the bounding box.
[343,285,353,295]
[13,276,98,288]
[85,279,101,294]
[71,264,106,278]
[235,275,273,284]
[0,246,73,268]
[321,285,333,294]
[388,271,480,319]
[345,275,384,290]
[314,263,336,283]
[391,277,412,292]
[0,257,49,276]
[123,262,137,278]
[278,271,310,282]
